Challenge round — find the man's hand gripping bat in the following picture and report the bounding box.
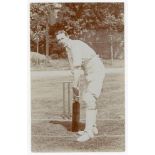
[72,87,80,102]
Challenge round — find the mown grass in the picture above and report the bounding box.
[31,72,125,152]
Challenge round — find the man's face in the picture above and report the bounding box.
[56,32,68,47]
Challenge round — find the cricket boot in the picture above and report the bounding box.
[77,124,98,136]
[77,109,97,142]
[77,126,98,135]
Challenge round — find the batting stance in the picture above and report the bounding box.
[56,30,105,142]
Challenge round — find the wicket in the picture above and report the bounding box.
[62,81,72,119]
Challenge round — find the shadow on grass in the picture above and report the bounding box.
[49,120,85,132]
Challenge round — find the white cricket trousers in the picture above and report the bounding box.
[82,55,105,110]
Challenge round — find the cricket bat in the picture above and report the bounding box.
[72,87,80,132]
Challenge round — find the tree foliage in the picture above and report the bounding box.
[30,3,124,57]
[52,3,124,37]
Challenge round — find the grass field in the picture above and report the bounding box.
[31,70,125,152]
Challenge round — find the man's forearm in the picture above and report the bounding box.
[72,67,81,88]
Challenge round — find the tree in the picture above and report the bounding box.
[30,3,124,59]
[30,3,57,56]
[54,3,124,37]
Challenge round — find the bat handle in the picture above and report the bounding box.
[73,96,80,102]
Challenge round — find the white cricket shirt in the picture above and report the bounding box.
[65,39,96,68]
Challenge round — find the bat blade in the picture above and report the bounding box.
[72,101,80,132]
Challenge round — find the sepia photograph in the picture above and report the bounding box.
[30,2,125,152]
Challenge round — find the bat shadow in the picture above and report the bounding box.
[49,120,85,132]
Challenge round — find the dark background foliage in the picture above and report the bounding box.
[30,3,124,59]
